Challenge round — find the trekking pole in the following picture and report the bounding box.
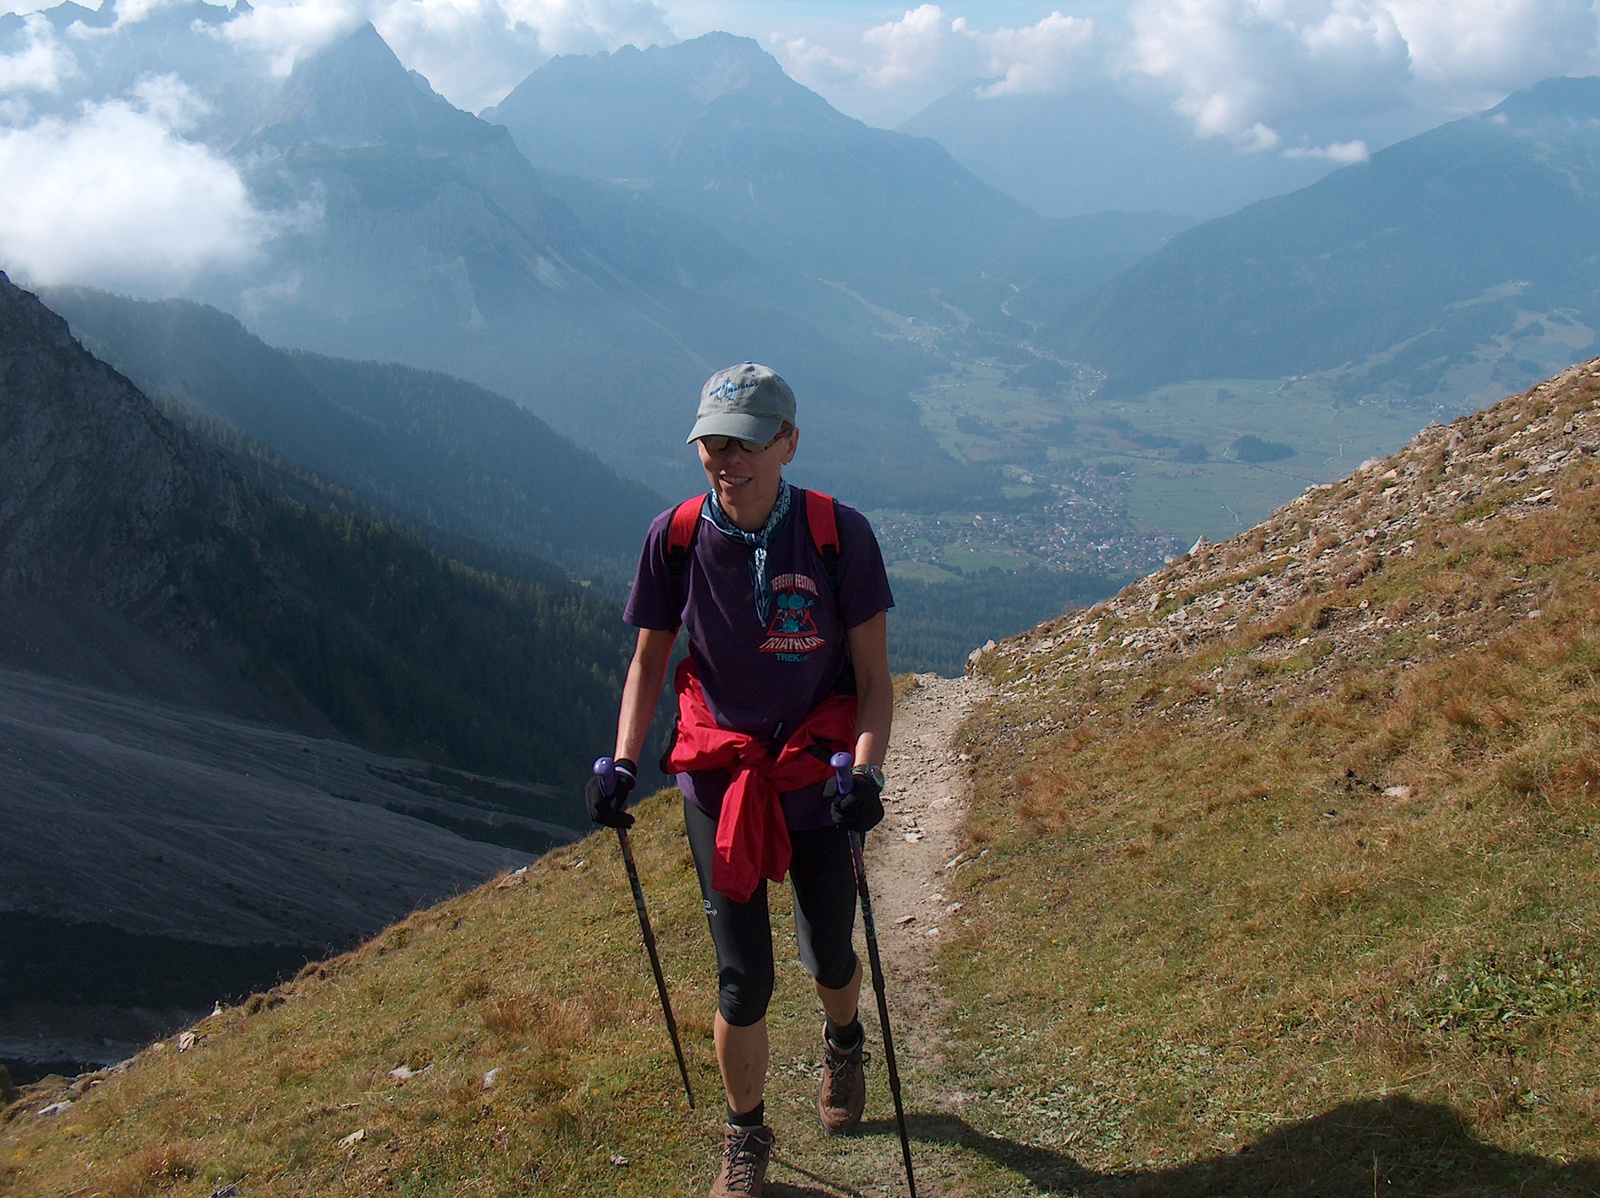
[594,757,696,1109]
[831,752,917,1198]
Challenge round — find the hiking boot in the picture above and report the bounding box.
[708,1123,774,1198]
[818,1024,868,1133]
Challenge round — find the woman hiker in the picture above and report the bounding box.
[586,363,894,1198]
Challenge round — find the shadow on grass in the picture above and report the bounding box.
[769,1152,867,1197]
[851,1095,1600,1196]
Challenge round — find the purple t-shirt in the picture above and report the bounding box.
[624,487,894,830]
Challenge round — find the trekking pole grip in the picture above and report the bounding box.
[830,751,854,797]
[594,755,616,797]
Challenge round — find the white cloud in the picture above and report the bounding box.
[857,4,973,90]
[1124,0,1600,148]
[129,69,209,127]
[0,80,272,291]
[776,5,1098,110]
[1284,136,1369,161]
[1126,0,1412,145]
[1388,0,1599,102]
[214,0,368,77]
[0,13,78,95]
[972,10,1095,97]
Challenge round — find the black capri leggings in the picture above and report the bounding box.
[683,797,860,1027]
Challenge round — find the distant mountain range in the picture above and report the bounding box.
[1037,77,1600,405]
[483,34,1179,330]
[217,23,995,507]
[1,8,1190,507]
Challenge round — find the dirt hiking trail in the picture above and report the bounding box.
[764,671,990,1198]
[869,673,988,1058]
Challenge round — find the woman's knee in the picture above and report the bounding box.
[718,963,775,1027]
[810,947,858,993]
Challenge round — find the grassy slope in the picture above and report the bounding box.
[0,789,972,1197]
[953,362,1600,1192]
[11,369,1600,1195]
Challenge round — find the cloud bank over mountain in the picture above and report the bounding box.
[0,74,271,289]
[769,1,1600,152]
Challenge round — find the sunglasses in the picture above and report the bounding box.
[698,430,791,454]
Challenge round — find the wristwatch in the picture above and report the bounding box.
[852,764,886,789]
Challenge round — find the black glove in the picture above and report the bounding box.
[830,768,884,834]
[585,758,637,829]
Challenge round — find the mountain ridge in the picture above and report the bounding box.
[40,285,667,576]
[482,31,1181,335]
[1040,77,1600,406]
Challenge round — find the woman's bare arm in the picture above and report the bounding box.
[614,627,678,763]
[846,611,892,768]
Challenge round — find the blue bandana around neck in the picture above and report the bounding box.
[705,481,792,626]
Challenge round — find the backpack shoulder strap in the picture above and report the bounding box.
[802,488,841,587]
[666,495,704,613]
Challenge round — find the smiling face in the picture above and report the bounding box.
[697,426,799,531]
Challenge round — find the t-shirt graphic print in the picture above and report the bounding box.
[762,573,825,658]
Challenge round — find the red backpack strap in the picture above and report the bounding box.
[803,489,841,584]
[668,495,703,555]
[666,495,704,617]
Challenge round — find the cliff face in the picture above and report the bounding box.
[0,272,250,637]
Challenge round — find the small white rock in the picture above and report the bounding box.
[177,1031,196,1052]
[482,1068,500,1090]
[338,1129,365,1150]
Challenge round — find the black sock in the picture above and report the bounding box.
[727,1100,765,1128]
[825,1016,863,1049]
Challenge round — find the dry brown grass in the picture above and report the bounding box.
[945,368,1600,1190]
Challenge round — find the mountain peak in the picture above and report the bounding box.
[0,271,245,616]
[258,22,485,151]
[480,30,825,178]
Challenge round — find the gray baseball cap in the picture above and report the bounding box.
[686,363,796,444]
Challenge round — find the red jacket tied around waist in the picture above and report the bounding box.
[664,656,858,903]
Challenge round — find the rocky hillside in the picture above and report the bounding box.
[0,273,632,1081]
[0,273,246,639]
[979,358,1600,706]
